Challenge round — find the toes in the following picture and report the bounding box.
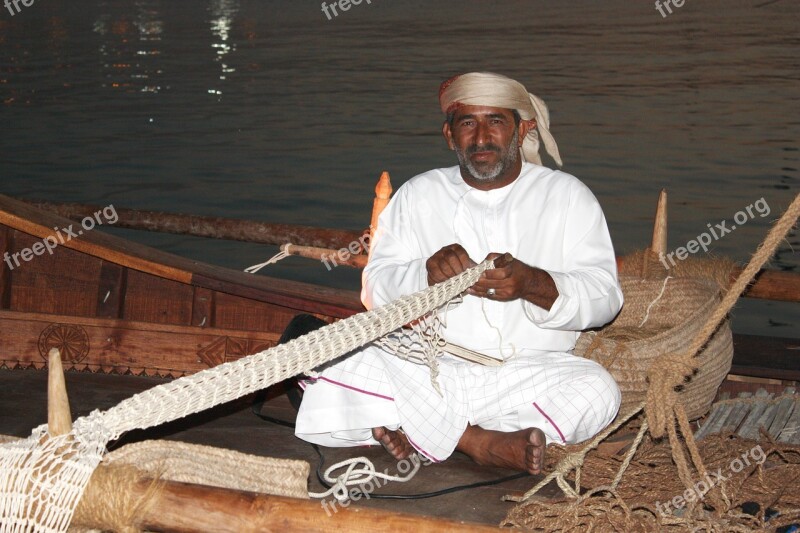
[528,428,546,447]
[526,429,546,474]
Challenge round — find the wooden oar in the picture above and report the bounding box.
[27,200,365,251]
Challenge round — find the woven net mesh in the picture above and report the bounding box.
[0,259,493,532]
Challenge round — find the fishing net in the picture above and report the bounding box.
[0,258,495,532]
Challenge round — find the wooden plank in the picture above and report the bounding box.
[767,396,797,438]
[96,261,126,319]
[0,309,280,376]
[751,401,781,439]
[697,403,736,439]
[0,225,10,310]
[0,194,192,284]
[695,402,729,440]
[730,334,800,382]
[213,292,300,334]
[192,270,362,320]
[778,403,800,444]
[124,270,194,325]
[8,231,102,317]
[718,395,752,434]
[192,287,215,328]
[736,389,772,440]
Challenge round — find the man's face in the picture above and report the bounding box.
[443,105,528,188]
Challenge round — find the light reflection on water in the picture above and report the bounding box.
[0,0,797,336]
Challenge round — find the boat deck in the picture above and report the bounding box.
[0,368,562,528]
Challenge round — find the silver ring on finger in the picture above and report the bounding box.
[487,288,496,297]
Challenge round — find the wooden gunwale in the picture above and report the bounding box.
[22,198,800,303]
[1,194,363,319]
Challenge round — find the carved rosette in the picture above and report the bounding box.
[197,336,275,367]
[38,323,90,364]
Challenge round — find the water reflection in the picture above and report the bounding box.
[208,0,239,97]
[94,0,163,93]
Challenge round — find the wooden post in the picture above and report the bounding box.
[47,348,73,436]
[651,189,668,256]
[641,189,668,277]
[370,171,393,244]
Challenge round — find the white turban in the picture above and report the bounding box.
[439,72,563,167]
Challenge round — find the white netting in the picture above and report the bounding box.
[0,260,492,532]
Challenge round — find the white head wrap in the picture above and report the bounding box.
[439,72,563,167]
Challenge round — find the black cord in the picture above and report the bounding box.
[251,400,531,500]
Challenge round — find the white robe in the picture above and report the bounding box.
[296,163,624,462]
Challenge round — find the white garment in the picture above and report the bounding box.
[296,163,623,461]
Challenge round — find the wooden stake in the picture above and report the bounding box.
[651,189,668,256]
[370,171,393,243]
[47,348,73,436]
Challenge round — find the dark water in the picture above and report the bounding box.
[1,0,798,337]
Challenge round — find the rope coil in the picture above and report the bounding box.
[308,455,422,502]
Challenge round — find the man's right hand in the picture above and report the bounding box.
[426,244,477,286]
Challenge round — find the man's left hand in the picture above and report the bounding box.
[468,253,558,311]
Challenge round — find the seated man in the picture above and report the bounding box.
[295,72,623,474]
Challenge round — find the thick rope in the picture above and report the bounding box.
[505,401,646,502]
[647,192,800,439]
[509,192,799,509]
[643,193,798,508]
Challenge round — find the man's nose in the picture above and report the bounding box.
[474,121,490,146]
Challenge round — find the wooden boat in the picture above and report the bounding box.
[0,190,796,384]
[0,186,798,531]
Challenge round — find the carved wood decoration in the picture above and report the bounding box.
[196,337,275,367]
[38,323,90,364]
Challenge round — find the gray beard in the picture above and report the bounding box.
[455,129,519,182]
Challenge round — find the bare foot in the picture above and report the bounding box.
[457,425,546,475]
[372,426,414,460]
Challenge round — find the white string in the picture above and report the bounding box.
[308,455,421,502]
[639,276,671,328]
[480,298,516,360]
[244,243,293,273]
